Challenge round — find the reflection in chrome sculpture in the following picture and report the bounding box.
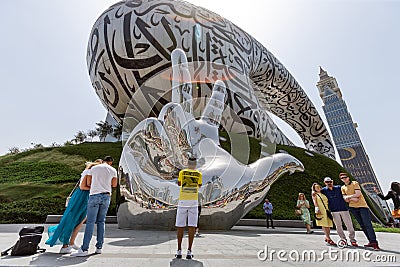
[118,50,304,229]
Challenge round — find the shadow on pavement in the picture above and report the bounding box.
[216,227,325,237]
[7,252,87,266]
[170,258,204,267]
[29,252,89,266]
[107,229,176,247]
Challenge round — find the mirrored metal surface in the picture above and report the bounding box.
[119,50,304,212]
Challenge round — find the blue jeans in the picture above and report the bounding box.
[81,193,111,251]
[349,207,377,244]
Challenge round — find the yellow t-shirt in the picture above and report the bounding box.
[341,181,368,208]
[178,169,202,201]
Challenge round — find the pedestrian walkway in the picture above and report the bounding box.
[0,224,399,266]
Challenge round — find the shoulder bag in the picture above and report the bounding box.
[65,180,80,207]
[316,193,333,220]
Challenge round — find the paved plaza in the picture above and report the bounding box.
[0,224,399,267]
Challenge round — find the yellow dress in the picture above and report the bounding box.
[315,193,333,227]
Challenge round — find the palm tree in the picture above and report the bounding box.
[74,131,87,143]
[96,121,113,142]
[87,129,98,142]
[112,124,123,141]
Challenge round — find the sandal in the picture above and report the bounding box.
[325,239,336,246]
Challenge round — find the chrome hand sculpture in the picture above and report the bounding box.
[118,49,304,229]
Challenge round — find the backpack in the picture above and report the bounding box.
[1,226,46,256]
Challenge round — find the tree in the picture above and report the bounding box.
[74,131,87,144]
[112,124,123,141]
[96,121,113,142]
[64,140,74,146]
[87,129,98,142]
[31,143,44,149]
[8,147,20,154]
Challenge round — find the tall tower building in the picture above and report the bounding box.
[316,67,389,221]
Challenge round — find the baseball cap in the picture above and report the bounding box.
[324,177,333,182]
[103,156,114,162]
[188,157,197,164]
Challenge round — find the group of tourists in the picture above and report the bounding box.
[264,173,381,250]
[312,173,379,250]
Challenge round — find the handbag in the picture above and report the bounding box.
[316,193,333,220]
[295,209,302,216]
[315,212,323,220]
[65,180,80,207]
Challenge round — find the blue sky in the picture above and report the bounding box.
[0,0,398,192]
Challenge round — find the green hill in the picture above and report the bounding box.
[0,142,122,223]
[0,140,383,225]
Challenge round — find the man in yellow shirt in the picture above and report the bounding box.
[340,172,380,251]
[175,157,202,259]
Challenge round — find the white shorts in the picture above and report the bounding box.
[175,205,198,227]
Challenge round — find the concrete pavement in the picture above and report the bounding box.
[0,224,399,266]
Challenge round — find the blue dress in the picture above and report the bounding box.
[46,187,89,246]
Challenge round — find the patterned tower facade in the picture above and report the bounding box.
[316,67,389,220]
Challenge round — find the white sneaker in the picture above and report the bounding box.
[70,248,88,257]
[95,248,102,254]
[175,249,182,259]
[186,250,193,259]
[70,244,80,250]
[59,246,72,254]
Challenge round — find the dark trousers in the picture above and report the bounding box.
[265,213,273,228]
[349,207,377,244]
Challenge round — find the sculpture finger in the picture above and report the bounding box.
[171,49,193,114]
[158,103,192,168]
[201,80,226,128]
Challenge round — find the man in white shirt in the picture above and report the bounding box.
[72,156,117,256]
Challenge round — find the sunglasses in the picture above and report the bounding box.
[340,176,348,179]
[325,181,333,184]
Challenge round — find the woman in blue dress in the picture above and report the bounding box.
[46,159,102,253]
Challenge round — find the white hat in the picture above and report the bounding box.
[324,177,333,182]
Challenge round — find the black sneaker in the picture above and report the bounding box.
[186,250,193,259]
